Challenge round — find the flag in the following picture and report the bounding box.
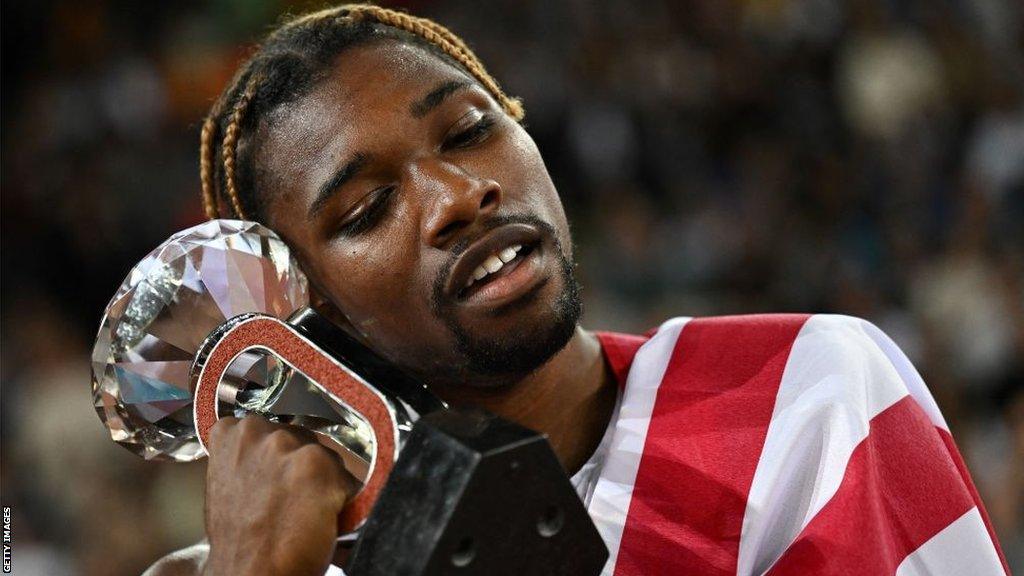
[591,314,1009,576]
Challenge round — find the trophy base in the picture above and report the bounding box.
[347,409,609,576]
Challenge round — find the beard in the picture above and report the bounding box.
[430,214,582,382]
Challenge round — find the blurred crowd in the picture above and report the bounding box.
[2,0,1022,573]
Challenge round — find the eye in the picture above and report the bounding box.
[443,112,496,151]
[336,185,396,237]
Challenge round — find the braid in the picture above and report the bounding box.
[221,77,260,220]
[351,5,524,120]
[199,117,219,219]
[200,3,524,221]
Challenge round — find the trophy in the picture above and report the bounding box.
[91,220,608,575]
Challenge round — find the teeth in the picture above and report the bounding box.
[463,244,527,291]
[484,255,504,273]
[499,247,517,263]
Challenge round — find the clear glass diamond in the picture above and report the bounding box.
[91,220,308,461]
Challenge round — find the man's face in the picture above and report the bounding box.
[257,41,581,388]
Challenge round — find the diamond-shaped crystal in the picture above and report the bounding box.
[91,220,308,461]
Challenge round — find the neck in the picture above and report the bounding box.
[430,327,617,475]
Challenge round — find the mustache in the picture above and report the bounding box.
[430,213,559,308]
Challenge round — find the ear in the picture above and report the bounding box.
[308,286,371,346]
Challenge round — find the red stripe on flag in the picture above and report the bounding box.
[766,396,978,575]
[938,429,1010,574]
[614,314,809,576]
[596,331,649,390]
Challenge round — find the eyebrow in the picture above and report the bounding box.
[308,152,370,220]
[410,80,471,118]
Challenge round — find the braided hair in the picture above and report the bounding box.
[199,3,524,221]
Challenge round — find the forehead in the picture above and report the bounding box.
[256,41,473,205]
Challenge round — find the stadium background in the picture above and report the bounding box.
[2,0,1021,573]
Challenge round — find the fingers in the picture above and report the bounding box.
[207,415,318,454]
[206,414,357,510]
[289,443,354,510]
[202,417,356,573]
[206,415,239,450]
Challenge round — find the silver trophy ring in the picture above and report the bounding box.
[192,313,400,534]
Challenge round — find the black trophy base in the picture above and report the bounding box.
[346,410,609,576]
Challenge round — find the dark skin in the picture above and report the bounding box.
[145,40,617,576]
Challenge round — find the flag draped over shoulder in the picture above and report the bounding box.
[593,314,1008,576]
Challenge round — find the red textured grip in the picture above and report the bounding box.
[192,316,398,534]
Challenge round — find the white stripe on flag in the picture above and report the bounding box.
[736,314,916,576]
[895,507,1006,576]
[860,320,949,431]
[587,316,691,576]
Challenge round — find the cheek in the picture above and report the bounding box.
[504,127,572,246]
[313,234,451,364]
[321,243,410,326]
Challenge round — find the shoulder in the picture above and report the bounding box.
[669,312,922,390]
[748,313,946,429]
[142,542,209,576]
[645,313,938,410]
[795,314,947,427]
[646,313,900,364]
[783,313,922,392]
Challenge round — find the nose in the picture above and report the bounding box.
[419,160,502,249]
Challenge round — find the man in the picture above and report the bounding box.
[148,4,1008,575]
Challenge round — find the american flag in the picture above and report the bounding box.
[591,314,1009,575]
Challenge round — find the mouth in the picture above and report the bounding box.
[445,222,546,307]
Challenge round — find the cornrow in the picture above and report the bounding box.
[199,3,524,220]
[352,5,525,120]
[199,117,219,219]
[220,76,260,220]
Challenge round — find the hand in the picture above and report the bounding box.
[201,416,357,576]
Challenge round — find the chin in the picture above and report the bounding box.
[428,219,583,385]
[452,274,582,381]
